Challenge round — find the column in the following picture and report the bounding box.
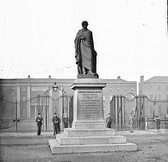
[27,85,31,118]
[49,90,52,119]
[17,85,20,118]
[59,87,63,130]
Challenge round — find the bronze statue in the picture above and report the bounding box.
[74,21,98,78]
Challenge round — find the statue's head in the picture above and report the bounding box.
[82,21,88,28]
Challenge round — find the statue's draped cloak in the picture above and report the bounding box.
[75,29,94,71]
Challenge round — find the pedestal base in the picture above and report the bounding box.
[49,128,137,154]
[49,140,137,154]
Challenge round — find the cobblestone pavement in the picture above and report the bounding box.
[0,129,168,162]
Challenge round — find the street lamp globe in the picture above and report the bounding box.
[52,82,59,92]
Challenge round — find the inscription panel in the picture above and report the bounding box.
[78,90,103,120]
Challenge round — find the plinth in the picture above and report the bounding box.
[71,79,106,129]
[49,79,137,154]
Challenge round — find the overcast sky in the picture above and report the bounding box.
[0,0,167,82]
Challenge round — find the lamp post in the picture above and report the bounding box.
[12,88,18,132]
[45,82,66,131]
[43,91,49,131]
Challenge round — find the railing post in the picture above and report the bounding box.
[123,97,126,130]
[117,95,119,131]
[15,100,18,132]
[120,95,123,130]
[115,96,118,130]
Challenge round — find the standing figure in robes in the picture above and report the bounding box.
[74,21,98,77]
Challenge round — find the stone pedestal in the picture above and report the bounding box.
[71,79,106,129]
[49,79,137,154]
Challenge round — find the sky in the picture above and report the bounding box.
[0,0,167,82]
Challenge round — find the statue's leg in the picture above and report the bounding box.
[82,66,87,74]
[78,64,82,74]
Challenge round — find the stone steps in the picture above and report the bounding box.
[56,134,126,145]
[49,128,137,154]
[64,128,115,137]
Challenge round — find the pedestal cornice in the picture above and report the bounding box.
[71,79,106,89]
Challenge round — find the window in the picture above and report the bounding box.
[150,106,153,117]
[150,95,153,100]
[22,96,26,101]
[158,86,161,90]
[158,95,161,100]
[166,95,168,101]
[166,86,168,91]
[158,105,162,116]
[30,106,35,118]
[21,106,26,117]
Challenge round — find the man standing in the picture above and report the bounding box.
[155,116,161,133]
[52,113,59,135]
[129,112,134,133]
[63,113,68,129]
[36,113,43,136]
[106,113,112,128]
[57,114,61,133]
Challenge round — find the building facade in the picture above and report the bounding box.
[0,76,137,131]
[139,76,168,119]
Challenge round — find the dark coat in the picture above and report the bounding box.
[36,116,43,126]
[52,116,60,125]
[155,118,161,129]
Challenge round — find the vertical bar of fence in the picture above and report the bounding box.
[110,97,114,128]
[117,95,119,131]
[45,95,48,131]
[120,95,123,130]
[116,96,118,130]
[15,100,18,132]
[115,96,118,130]
[123,96,126,130]
[143,95,145,119]
[142,95,145,129]
[136,96,138,128]
[113,96,115,129]
[47,95,49,131]
[67,96,69,128]
[62,92,65,131]
[40,95,44,131]
[139,96,141,128]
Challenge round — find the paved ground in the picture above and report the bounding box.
[0,129,168,162]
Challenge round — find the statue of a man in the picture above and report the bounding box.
[74,21,98,78]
